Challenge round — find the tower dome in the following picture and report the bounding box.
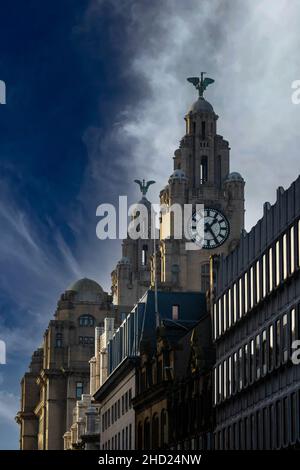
[67,278,104,303]
[189,97,214,114]
[225,172,244,182]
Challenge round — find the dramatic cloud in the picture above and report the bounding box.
[81,0,300,230]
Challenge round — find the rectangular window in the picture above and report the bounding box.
[298,220,300,267]
[223,294,227,331]
[228,288,232,328]
[262,330,267,375]
[276,319,281,367]
[218,363,222,401]
[250,267,254,309]
[268,324,274,371]
[269,247,273,292]
[233,283,237,323]
[283,234,288,280]
[262,254,267,298]
[244,344,248,386]
[283,313,288,362]
[218,298,222,334]
[223,360,227,399]
[228,356,232,396]
[239,278,243,318]
[238,348,243,391]
[76,382,83,400]
[291,308,296,347]
[250,339,255,383]
[233,352,238,394]
[214,368,217,405]
[213,303,217,339]
[276,240,281,286]
[244,272,248,313]
[255,335,260,379]
[256,260,260,303]
[290,226,295,274]
[172,305,179,321]
[291,393,296,443]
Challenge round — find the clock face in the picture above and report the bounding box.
[189,207,230,249]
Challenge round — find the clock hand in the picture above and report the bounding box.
[205,224,219,245]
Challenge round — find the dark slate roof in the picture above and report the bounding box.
[107,289,207,375]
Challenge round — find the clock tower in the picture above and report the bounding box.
[158,75,245,293]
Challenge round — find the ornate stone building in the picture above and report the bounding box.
[133,312,215,450]
[111,189,156,311]
[16,278,116,450]
[158,76,245,293]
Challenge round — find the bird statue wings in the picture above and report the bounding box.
[134,179,156,196]
[187,73,214,98]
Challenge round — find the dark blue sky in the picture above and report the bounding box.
[0,0,149,449]
[1,0,300,450]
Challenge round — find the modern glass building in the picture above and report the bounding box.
[212,176,300,449]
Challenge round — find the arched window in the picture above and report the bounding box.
[137,422,143,449]
[144,418,150,450]
[200,156,208,184]
[152,414,160,449]
[79,314,95,327]
[161,410,168,448]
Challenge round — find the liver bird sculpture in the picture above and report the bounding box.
[187,72,214,98]
[134,179,156,196]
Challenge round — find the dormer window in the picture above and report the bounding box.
[79,315,95,327]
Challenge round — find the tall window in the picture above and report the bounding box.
[250,340,255,383]
[268,324,274,371]
[223,360,227,399]
[269,247,273,292]
[244,344,248,386]
[228,288,232,328]
[79,315,95,327]
[200,156,208,184]
[239,278,243,318]
[291,308,297,346]
[262,254,267,298]
[233,283,237,323]
[142,245,148,266]
[290,226,295,274]
[276,320,281,367]
[172,305,179,321]
[282,314,288,362]
[228,356,232,396]
[244,272,248,313]
[298,220,300,267]
[201,121,206,140]
[262,330,267,375]
[250,267,254,309]
[55,333,63,348]
[256,260,260,304]
[201,263,210,292]
[76,382,84,400]
[276,240,281,287]
[255,335,260,379]
[171,264,180,285]
[238,348,243,390]
[223,294,227,331]
[283,234,288,280]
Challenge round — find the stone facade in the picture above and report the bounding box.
[16,278,116,450]
[133,314,215,450]
[158,95,245,293]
